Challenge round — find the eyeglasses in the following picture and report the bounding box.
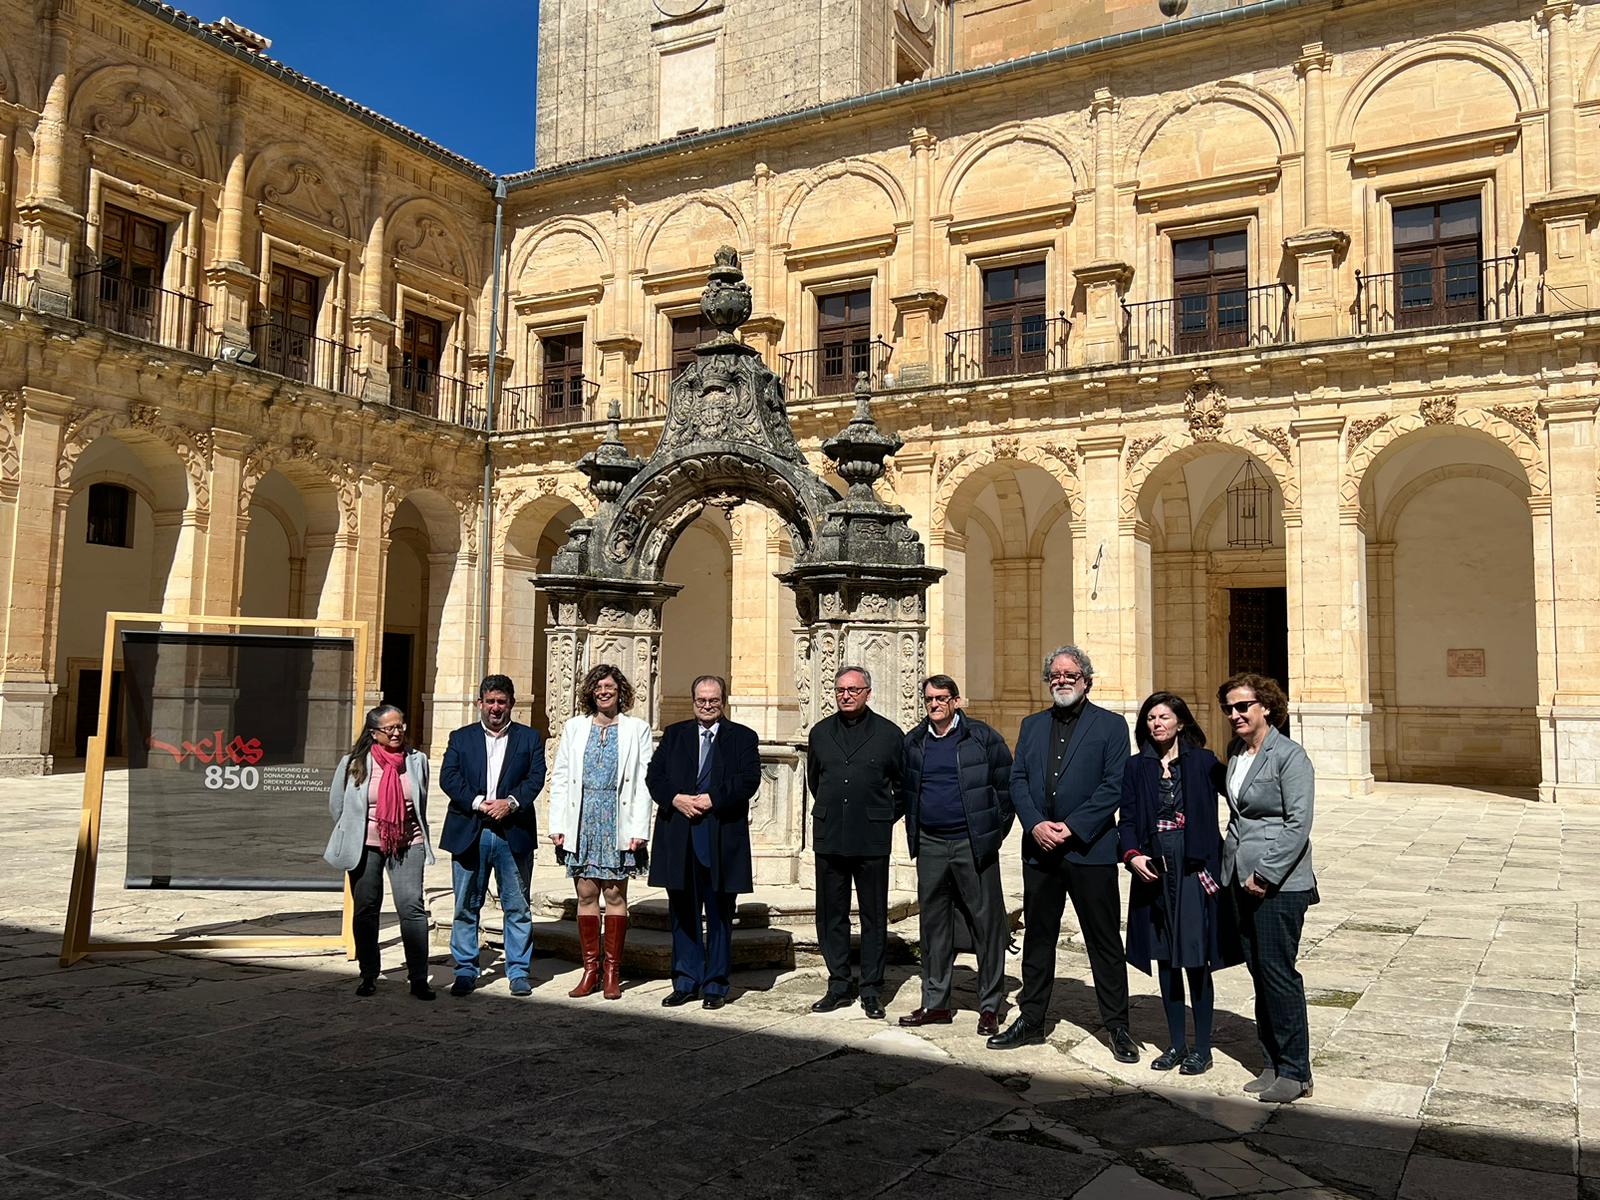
[923,694,954,707]
[375,724,407,736]
[1048,672,1084,685]
[835,686,868,696]
[1220,700,1259,715]
[692,698,724,708]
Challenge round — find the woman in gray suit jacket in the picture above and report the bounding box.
[1218,673,1317,1104]
[325,704,436,1000]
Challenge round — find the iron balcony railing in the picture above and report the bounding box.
[499,377,602,433]
[0,241,21,307]
[781,336,893,401]
[633,367,675,417]
[946,313,1071,382]
[1121,281,1293,363]
[74,267,211,354]
[389,366,485,428]
[1354,252,1521,335]
[249,319,358,395]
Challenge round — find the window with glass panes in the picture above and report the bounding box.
[670,312,719,372]
[980,261,1047,376]
[86,483,134,549]
[1173,231,1249,354]
[817,288,871,396]
[97,205,165,339]
[265,264,319,382]
[1392,198,1482,329]
[398,312,442,407]
[542,332,586,421]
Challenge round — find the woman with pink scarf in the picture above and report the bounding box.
[325,704,437,999]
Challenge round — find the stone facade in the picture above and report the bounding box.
[1,0,1599,820]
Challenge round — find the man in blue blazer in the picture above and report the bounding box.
[988,644,1136,1061]
[439,673,547,997]
[647,675,762,1010]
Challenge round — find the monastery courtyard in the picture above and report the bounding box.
[0,771,1595,1199]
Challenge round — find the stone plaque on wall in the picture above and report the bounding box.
[1447,648,1486,678]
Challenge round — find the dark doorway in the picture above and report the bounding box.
[1228,587,1289,728]
[381,632,415,724]
[75,668,124,758]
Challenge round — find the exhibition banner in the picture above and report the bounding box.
[122,630,354,890]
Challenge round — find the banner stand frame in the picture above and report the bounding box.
[60,613,368,967]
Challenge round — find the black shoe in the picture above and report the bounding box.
[811,987,858,1013]
[1109,1026,1140,1064]
[1150,1045,1186,1071]
[355,977,377,998]
[410,981,436,1001]
[1179,1050,1213,1075]
[662,988,699,1008]
[860,994,886,1020]
[987,1016,1044,1049]
[702,995,726,1011]
[450,976,474,997]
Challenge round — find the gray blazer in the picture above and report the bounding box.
[1221,726,1316,893]
[324,750,436,871]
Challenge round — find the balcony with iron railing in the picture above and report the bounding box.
[389,366,485,428]
[249,319,359,395]
[1120,281,1293,364]
[781,337,893,401]
[74,267,210,354]
[499,377,602,433]
[633,367,675,417]
[1353,252,1521,335]
[0,241,21,307]
[946,313,1071,382]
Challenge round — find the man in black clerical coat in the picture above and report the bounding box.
[806,664,905,1020]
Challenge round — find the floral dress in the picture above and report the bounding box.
[564,722,643,880]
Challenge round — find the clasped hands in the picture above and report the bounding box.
[672,792,713,819]
[1030,820,1075,852]
[481,797,514,821]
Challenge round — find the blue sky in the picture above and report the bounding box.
[192,2,538,173]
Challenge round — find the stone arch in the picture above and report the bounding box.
[61,413,197,512]
[938,123,1085,216]
[494,480,595,556]
[386,196,475,283]
[1124,429,1295,521]
[1026,499,1074,558]
[69,63,220,180]
[637,193,751,275]
[0,40,31,110]
[1125,82,1295,182]
[778,159,910,249]
[1583,39,1600,103]
[393,484,469,556]
[1376,462,1529,543]
[508,216,612,294]
[1344,409,1546,508]
[933,443,1083,532]
[242,444,357,535]
[245,140,356,237]
[1334,36,1537,148]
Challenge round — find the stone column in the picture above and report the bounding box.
[1288,416,1372,792]
[990,555,1042,729]
[741,164,786,368]
[1072,437,1133,712]
[352,146,394,403]
[1534,397,1600,802]
[1528,4,1600,311]
[1073,90,1133,365]
[206,75,258,351]
[1363,540,1397,780]
[1283,44,1350,340]
[17,4,81,315]
[200,430,251,616]
[890,129,945,387]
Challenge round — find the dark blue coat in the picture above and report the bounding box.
[646,718,761,894]
[438,722,546,860]
[899,714,1014,864]
[1010,700,1130,866]
[1117,745,1236,973]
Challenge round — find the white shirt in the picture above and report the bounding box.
[1227,752,1253,803]
[927,711,962,739]
[473,722,517,812]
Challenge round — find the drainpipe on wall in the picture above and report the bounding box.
[477,178,507,685]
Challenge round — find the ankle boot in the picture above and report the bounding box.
[602,913,628,1000]
[569,914,602,998]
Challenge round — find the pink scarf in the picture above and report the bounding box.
[370,744,410,854]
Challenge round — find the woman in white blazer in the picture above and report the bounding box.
[548,664,655,999]
[324,703,436,1000]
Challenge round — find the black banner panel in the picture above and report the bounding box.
[122,631,355,891]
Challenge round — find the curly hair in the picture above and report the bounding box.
[1216,672,1289,728]
[578,663,635,715]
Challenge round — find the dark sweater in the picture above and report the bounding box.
[917,723,966,837]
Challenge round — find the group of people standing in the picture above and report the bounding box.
[323,644,1319,1104]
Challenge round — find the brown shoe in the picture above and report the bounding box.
[897,1007,954,1027]
[568,915,601,998]
[976,1009,1000,1037]
[601,913,628,1000]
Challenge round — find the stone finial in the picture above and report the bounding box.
[700,246,753,341]
[577,395,642,503]
[823,374,903,499]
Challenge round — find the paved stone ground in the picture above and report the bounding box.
[3,772,1600,1199]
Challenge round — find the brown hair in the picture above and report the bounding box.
[578,663,635,715]
[1216,673,1289,728]
[345,703,409,787]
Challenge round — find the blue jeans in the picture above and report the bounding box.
[450,827,534,982]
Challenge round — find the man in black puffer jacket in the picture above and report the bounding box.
[896,673,1015,1037]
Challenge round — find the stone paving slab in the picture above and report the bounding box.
[2,773,1600,1197]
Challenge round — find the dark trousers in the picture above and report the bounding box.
[667,857,737,998]
[349,844,430,984]
[815,853,890,996]
[1017,858,1129,1030]
[1232,885,1313,1083]
[1157,964,1215,1054]
[916,831,1008,1013]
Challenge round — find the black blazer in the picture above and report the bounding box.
[646,718,761,894]
[1010,700,1130,866]
[438,721,546,859]
[899,714,1014,863]
[806,709,905,857]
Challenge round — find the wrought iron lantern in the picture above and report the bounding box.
[1226,458,1273,549]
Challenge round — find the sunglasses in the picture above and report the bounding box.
[1220,700,1259,715]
